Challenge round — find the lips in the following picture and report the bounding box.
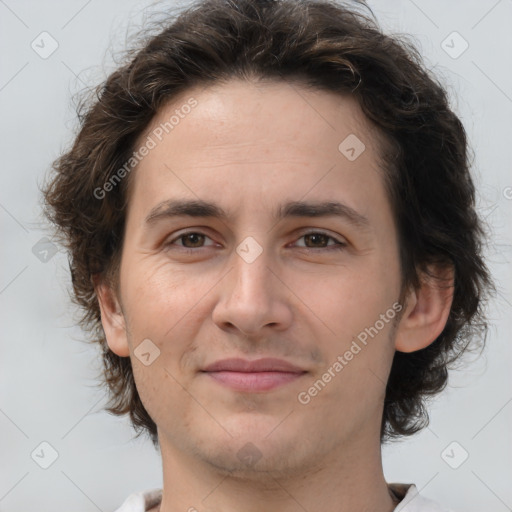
[202,357,305,373]
[201,358,307,392]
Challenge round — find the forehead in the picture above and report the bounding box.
[144,78,381,158]
[127,78,390,223]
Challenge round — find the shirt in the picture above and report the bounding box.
[112,483,456,511]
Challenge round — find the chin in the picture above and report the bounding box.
[201,449,306,482]
[191,427,310,479]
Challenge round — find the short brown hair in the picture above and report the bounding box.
[43,0,494,448]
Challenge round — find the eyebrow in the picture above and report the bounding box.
[144,199,371,230]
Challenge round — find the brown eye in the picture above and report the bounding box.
[295,231,346,251]
[166,231,215,250]
[303,233,330,248]
[179,233,206,248]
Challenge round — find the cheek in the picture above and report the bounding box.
[122,259,203,422]
[130,358,193,433]
[119,256,198,365]
[122,255,190,320]
[308,263,398,338]
[302,258,400,398]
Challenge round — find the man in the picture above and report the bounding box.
[43,0,492,510]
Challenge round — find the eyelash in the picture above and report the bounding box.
[165,230,347,253]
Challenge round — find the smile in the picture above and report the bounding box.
[203,370,306,392]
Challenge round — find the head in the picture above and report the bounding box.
[43,0,492,469]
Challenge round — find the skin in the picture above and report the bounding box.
[95,79,453,512]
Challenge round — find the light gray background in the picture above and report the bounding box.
[1,0,511,510]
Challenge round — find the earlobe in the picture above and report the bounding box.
[395,265,454,353]
[92,274,130,357]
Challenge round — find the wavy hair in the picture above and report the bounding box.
[42,0,494,447]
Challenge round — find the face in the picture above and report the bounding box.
[102,79,406,477]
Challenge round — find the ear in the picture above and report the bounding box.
[395,264,454,353]
[92,274,130,357]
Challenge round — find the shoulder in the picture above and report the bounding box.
[389,483,457,512]
[112,488,162,512]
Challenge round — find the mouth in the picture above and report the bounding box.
[203,370,306,392]
[200,358,307,392]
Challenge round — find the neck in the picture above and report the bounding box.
[156,429,396,512]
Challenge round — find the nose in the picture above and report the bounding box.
[211,243,293,338]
